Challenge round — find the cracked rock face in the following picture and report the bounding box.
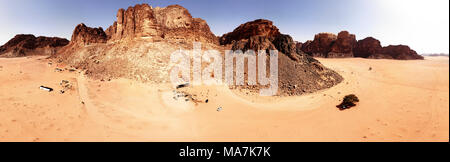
[105,4,218,44]
[328,31,357,58]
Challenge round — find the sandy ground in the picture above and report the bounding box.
[0,56,448,142]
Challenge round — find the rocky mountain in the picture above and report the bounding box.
[300,31,423,60]
[220,19,343,96]
[0,34,69,57]
[55,3,222,83]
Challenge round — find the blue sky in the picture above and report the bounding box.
[0,0,448,53]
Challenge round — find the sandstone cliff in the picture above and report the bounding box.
[328,31,357,58]
[105,4,218,44]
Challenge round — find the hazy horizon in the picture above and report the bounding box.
[0,0,448,54]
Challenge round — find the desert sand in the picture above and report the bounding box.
[0,56,448,142]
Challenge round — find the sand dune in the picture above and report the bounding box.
[0,56,448,142]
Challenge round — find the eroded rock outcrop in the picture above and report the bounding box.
[220,19,281,45]
[380,45,424,60]
[71,23,107,45]
[299,31,423,60]
[353,37,382,58]
[0,34,69,57]
[328,31,357,58]
[220,19,343,96]
[105,4,218,44]
[301,31,358,58]
[295,42,303,54]
[301,32,337,57]
[352,37,423,59]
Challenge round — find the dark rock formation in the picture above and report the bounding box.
[272,34,298,60]
[353,38,423,60]
[220,19,280,45]
[220,19,343,96]
[71,23,107,45]
[222,19,300,61]
[353,37,382,58]
[231,35,277,52]
[381,45,424,60]
[295,42,303,54]
[0,34,69,57]
[299,31,423,60]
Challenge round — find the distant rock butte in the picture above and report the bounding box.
[353,37,382,58]
[104,4,218,44]
[380,45,424,60]
[0,34,69,57]
[300,31,423,60]
[353,37,423,60]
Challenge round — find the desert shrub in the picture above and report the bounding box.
[337,94,359,110]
